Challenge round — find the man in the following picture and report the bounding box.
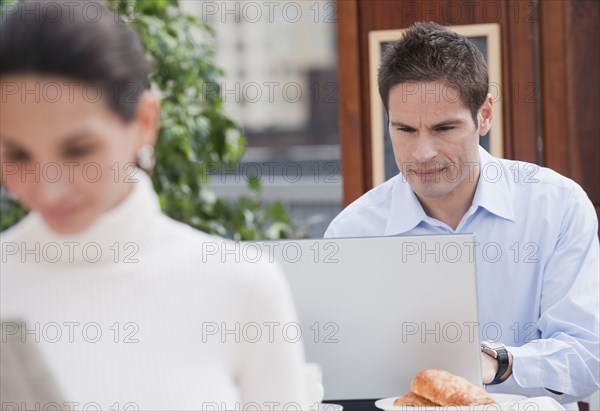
[325,22,599,406]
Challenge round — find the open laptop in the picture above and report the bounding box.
[253,234,483,400]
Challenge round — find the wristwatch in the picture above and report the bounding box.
[481,340,510,384]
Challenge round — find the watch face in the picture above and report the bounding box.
[482,341,505,351]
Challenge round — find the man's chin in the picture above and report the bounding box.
[409,182,454,201]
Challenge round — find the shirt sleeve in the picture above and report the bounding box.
[236,258,312,409]
[497,185,600,401]
[323,223,336,238]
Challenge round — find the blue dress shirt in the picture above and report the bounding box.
[324,147,599,403]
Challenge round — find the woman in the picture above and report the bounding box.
[0,1,313,409]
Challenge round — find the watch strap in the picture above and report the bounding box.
[489,347,510,384]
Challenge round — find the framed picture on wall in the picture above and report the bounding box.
[368,23,504,186]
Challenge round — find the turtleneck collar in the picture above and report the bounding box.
[1,170,162,267]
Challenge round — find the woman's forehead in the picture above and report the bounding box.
[1,75,120,146]
[1,75,106,106]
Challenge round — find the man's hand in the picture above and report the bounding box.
[481,351,513,384]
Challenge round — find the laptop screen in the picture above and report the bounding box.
[249,234,483,399]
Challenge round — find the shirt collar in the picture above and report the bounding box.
[473,146,516,222]
[384,146,515,235]
[384,174,428,235]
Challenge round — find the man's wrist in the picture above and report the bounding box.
[481,341,512,384]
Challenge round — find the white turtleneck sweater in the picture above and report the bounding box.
[0,173,311,410]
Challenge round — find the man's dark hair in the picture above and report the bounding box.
[0,0,150,122]
[378,21,489,126]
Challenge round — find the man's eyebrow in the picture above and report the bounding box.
[431,119,465,128]
[389,119,465,129]
[390,121,416,129]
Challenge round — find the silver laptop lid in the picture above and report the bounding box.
[254,234,482,400]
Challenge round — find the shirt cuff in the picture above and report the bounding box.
[507,344,544,388]
[507,343,570,397]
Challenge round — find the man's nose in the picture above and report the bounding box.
[412,135,438,163]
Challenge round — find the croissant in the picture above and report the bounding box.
[410,369,496,406]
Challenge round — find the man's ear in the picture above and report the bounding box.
[478,93,493,136]
[135,90,161,147]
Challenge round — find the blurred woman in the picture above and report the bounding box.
[0,1,312,409]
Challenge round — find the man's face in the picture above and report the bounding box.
[387,82,492,203]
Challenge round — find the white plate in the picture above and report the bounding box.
[375,393,526,411]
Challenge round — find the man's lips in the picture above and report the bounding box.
[407,165,449,181]
[410,166,447,175]
[414,169,442,174]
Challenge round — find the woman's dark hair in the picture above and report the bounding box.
[0,0,150,122]
[378,21,489,126]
